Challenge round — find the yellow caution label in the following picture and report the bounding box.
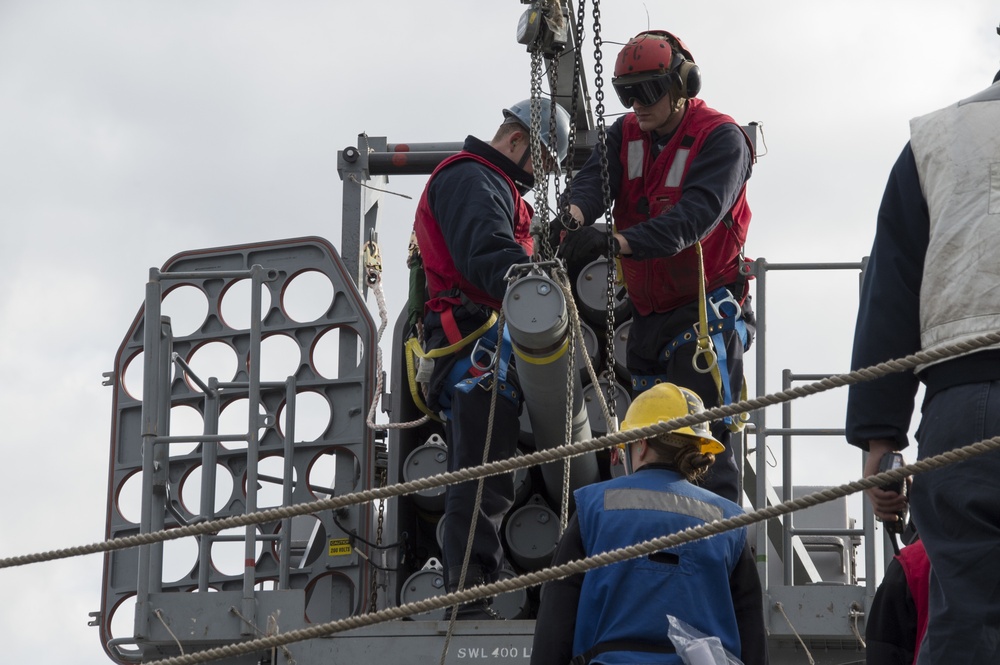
[328,538,353,557]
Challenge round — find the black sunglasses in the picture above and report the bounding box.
[612,74,674,108]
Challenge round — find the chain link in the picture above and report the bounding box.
[368,461,387,613]
[547,50,563,247]
[529,49,553,262]
[590,0,618,427]
[563,0,587,190]
[536,46,576,534]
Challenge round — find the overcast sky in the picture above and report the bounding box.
[1,2,998,663]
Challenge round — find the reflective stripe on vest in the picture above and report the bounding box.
[603,487,724,523]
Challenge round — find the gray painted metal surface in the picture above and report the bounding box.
[92,1,888,660]
[270,621,538,665]
[99,237,378,663]
[96,134,882,665]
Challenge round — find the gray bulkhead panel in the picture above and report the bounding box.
[99,237,379,663]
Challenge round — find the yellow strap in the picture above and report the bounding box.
[512,336,570,365]
[403,311,500,423]
[691,242,725,400]
[408,311,498,360]
[404,338,441,422]
[692,242,748,431]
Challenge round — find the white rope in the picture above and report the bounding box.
[439,312,508,664]
[153,609,185,656]
[775,602,815,664]
[555,267,581,532]
[555,270,613,427]
[364,265,430,431]
[849,602,867,649]
[6,328,1000,570]
[230,607,295,665]
[137,444,999,665]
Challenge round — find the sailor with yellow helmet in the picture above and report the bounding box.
[530,383,768,665]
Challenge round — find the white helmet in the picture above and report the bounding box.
[502,98,571,163]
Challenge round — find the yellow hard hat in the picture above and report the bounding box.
[620,382,724,455]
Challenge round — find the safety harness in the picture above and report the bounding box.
[630,242,750,431]
[404,265,518,422]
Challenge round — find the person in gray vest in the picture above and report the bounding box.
[846,66,1000,664]
[530,383,767,664]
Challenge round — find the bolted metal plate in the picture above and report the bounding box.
[503,274,567,348]
[575,257,630,327]
[583,377,632,437]
[399,564,447,621]
[504,498,560,571]
[402,438,449,513]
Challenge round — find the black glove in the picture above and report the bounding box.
[560,225,607,268]
[545,211,577,248]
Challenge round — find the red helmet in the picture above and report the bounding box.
[612,30,700,107]
[613,30,693,79]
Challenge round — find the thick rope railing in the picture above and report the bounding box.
[3,329,999,570]
[138,434,1000,665]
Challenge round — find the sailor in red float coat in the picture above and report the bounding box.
[558,30,755,503]
[409,116,556,618]
[414,150,533,315]
[612,98,751,315]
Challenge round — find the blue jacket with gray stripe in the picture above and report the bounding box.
[530,465,767,665]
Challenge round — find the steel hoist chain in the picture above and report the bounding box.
[590,0,618,430]
[529,0,570,261]
[557,4,590,528]
[529,49,553,260]
[547,49,564,249]
[527,9,576,524]
[562,0,587,191]
[543,47,577,528]
[368,463,387,613]
[543,2,565,204]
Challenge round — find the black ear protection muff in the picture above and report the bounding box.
[669,50,701,99]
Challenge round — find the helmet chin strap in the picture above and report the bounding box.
[623,444,635,475]
[515,143,532,171]
[616,441,636,476]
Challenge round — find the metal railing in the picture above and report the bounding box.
[744,257,880,646]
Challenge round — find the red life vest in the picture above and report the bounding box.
[896,540,930,665]
[413,151,534,313]
[613,99,752,315]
